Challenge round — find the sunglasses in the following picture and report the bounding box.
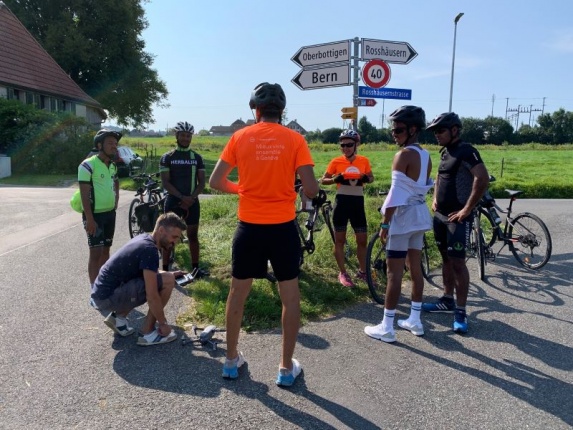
[339,142,355,148]
[434,128,449,135]
[391,127,406,134]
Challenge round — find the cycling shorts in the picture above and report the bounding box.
[232,221,300,282]
[165,197,200,226]
[332,194,367,234]
[84,210,116,248]
[386,231,425,259]
[433,212,473,259]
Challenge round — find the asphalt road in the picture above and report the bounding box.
[1,185,572,429]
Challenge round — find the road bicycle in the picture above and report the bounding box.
[365,191,431,305]
[128,172,165,238]
[468,176,552,281]
[294,182,336,267]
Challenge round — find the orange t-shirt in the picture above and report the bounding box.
[326,155,372,180]
[220,122,314,224]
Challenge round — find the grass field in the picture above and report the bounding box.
[124,136,573,199]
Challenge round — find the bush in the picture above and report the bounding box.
[0,99,93,174]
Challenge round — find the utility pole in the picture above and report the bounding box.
[491,94,495,117]
[505,98,509,120]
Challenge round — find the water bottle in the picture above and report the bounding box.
[489,207,502,225]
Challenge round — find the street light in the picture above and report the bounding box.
[448,12,464,112]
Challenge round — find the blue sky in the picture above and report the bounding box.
[109,0,573,133]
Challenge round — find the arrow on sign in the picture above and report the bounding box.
[361,38,418,64]
[358,98,377,107]
[291,40,351,68]
[292,64,350,90]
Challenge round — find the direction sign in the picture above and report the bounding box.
[292,64,350,90]
[361,39,418,64]
[358,98,377,107]
[341,107,357,120]
[291,40,351,68]
[362,59,391,89]
[358,86,412,100]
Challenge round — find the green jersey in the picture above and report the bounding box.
[78,155,118,213]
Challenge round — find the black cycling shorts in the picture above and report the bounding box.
[332,194,367,234]
[84,210,116,248]
[232,221,301,282]
[433,212,473,259]
[165,197,200,226]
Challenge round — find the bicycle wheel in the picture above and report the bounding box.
[366,232,387,304]
[509,212,552,269]
[479,207,497,248]
[321,203,336,244]
[420,234,431,280]
[128,198,144,238]
[469,219,486,281]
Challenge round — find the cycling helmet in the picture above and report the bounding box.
[339,129,361,143]
[94,129,122,146]
[388,105,426,129]
[174,121,194,134]
[249,82,287,110]
[426,112,462,131]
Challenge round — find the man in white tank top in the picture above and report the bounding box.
[364,106,433,343]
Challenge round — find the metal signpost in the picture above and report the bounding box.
[291,37,417,129]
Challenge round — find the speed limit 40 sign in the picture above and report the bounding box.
[362,59,391,89]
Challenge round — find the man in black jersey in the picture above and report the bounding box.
[160,121,208,277]
[422,112,489,334]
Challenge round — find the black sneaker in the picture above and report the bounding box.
[194,267,210,278]
[422,296,455,313]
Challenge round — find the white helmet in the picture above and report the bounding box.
[174,121,194,134]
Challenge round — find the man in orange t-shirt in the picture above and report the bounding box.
[320,129,374,287]
[209,82,318,387]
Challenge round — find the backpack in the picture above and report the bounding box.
[70,189,83,213]
[134,202,160,232]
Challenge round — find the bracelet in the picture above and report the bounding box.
[380,223,390,229]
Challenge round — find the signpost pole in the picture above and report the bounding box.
[352,37,360,131]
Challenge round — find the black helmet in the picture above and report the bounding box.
[388,105,426,129]
[94,129,122,146]
[249,82,286,110]
[426,112,462,131]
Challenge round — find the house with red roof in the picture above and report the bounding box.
[0,1,106,127]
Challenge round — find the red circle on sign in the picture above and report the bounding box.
[362,59,391,89]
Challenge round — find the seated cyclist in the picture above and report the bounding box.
[320,129,374,287]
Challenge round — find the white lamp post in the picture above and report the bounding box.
[448,12,464,112]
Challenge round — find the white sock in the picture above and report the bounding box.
[144,329,159,341]
[115,316,128,328]
[410,302,422,322]
[381,309,395,332]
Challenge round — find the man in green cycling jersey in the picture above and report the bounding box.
[78,129,121,289]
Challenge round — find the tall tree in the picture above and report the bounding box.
[5,0,168,127]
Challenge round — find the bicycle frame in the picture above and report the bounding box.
[476,184,552,271]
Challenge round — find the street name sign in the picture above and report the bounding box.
[292,64,350,90]
[361,39,418,64]
[358,98,377,107]
[358,86,412,100]
[291,40,351,68]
